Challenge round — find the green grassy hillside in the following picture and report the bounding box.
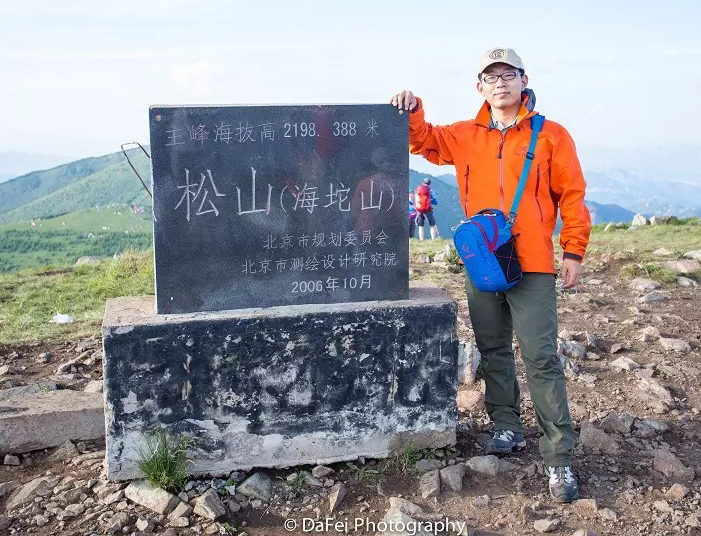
[0,156,151,224]
[0,206,152,273]
[0,149,148,216]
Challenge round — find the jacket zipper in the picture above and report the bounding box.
[497,130,507,211]
[536,164,544,222]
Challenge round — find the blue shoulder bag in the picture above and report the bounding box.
[453,114,545,293]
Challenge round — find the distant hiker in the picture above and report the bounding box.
[391,46,591,503]
[413,177,439,240]
[408,190,417,238]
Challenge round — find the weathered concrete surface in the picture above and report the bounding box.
[103,282,458,480]
[0,390,104,455]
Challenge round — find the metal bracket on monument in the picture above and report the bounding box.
[120,142,152,198]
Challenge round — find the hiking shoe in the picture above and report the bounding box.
[548,466,579,503]
[485,429,526,454]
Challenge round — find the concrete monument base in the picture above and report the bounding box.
[102,282,458,480]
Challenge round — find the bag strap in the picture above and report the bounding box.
[505,114,545,228]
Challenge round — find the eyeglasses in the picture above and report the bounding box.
[481,71,520,84]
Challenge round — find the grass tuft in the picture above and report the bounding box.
[137,426,193,493]
[621,263,679,285]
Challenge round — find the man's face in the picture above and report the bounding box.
[476,63,528,110]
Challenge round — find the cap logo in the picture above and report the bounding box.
[489,49,506,60]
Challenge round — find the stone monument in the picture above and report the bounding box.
[102,104,458,480]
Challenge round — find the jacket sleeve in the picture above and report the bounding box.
[550,127,591,261]
[430,191,438,205]
[409,97,457,166]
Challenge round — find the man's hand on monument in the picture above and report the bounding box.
[560,258,583,289]
[390,91,418,112]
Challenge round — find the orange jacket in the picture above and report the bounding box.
[409,96,591,274]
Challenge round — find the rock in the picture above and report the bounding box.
[101,489,125,505]
[104,512,132,533]
[84,380,104,393]
[377,506,434,536]
[237,471,273,502]
[0,481,18,499]
[33,514,49,526]
[466,455,517,475]
[684,250,701,261]
[659,337,691,354]
[573,498,598,513]
[571,530,598,536]
[653,248,673,256]
[678,276,699,287]
[124,480,180,515]
[0,365,13,376]
[48,439,78,462]
[638,418,670,433]
[136,518,153,532]
[457,340,481,384]
[631,213,647,227]
[629,277,660,292]
[661,259,701,274]
[609,342,624,354]
[63,503,87,517]
[637,291,668,303]
[439,463,465,492]
[169,516,189,527]
[665,483,689,501]
[388,497,425,517]
[560,339,586,360]
[3,454,20,465]
[598,508,618,521]
[419,469,440,498]
[328,482,347,513]
[302,471,324,487]
[639,326,660,342]
[193,489,227,520]
[610,357,640,371]
[534,518,560,533]
[686,515,701,528]
[653,500,673,513]
[600,413,635,434]
[457,389,485,412]
[414,459,443,473]
[603,223,613,232]
[579,423,619,454]
[637,378,675,407]
[0,390,104,454]
[312,465,334,478]
[5,476,58,510]
[653,448,694,481]
[472,495,490,508]
[169,500,193,520]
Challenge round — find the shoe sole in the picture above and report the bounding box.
[485,441,527,454]
[550,491,579,503]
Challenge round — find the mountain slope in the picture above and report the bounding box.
[0,155,151,224]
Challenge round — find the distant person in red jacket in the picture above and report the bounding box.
[414,177,439,240]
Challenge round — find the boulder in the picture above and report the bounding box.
[124,480,180,515]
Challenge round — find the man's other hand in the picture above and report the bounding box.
[561,258,583,289]
[390,90,417,111]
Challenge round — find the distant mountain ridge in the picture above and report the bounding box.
[0,148,669,228]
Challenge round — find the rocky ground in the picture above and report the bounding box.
[1,242,701,535]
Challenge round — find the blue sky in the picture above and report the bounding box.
[1,0,699,173]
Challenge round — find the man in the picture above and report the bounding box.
[414,177,439,240]
[390,47,591,503]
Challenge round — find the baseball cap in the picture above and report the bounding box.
[479,47,524,74]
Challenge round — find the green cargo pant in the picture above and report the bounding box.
[465,272,576,467]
